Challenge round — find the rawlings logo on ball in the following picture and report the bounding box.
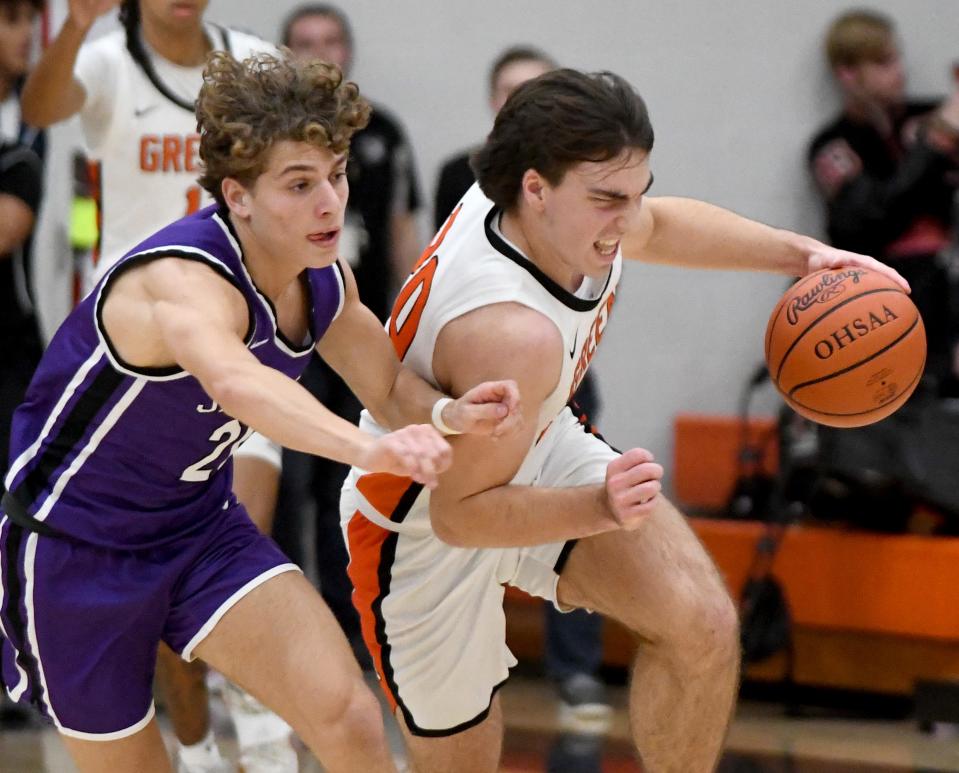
[786,269,867,324]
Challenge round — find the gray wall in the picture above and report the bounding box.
[213,0,959,487]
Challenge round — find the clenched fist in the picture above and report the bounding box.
[604,447,664,530]
[358,424,453,489]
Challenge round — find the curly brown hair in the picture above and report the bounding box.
[196,51,370,207]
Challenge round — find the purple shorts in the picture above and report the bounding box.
[0,499,297,740]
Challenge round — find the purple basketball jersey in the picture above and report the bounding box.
[3,206,343,548]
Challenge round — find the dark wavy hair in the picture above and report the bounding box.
[196,51,370,207]
[473,68,654,210]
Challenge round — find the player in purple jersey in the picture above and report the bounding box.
[0,50,519,773]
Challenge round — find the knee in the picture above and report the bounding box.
[307,674,384,745]
[653,582,740,668]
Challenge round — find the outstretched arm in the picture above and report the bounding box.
[101,257,451,487]
[316,260,520,437]
[20,0,119,126]
[624,196,910,291]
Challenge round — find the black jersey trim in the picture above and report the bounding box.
[402,677,510,738]
[94,248,255,380]
[483,207,611,312]
[217,209,318,356]
[11,362,125,513]
[368,482,434,737]
[0,521,48,716]
[132,24,234,113]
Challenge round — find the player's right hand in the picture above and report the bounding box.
[603,447,663,530]
[68,0,121,31]
[358,424,453,489]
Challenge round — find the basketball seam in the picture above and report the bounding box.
[773,287,905,385]
[786,316,922,402]
[785,355,924,418]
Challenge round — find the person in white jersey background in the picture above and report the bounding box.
[340,68,910,772]
[20,2,291,770]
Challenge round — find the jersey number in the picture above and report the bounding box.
[180,419,249,482]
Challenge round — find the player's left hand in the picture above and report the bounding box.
[804,246,911,293]
[445,380,522,438]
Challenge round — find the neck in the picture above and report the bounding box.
[844,95,896,136]
[229,212,301,302]
[141,17,211,67]
[500,208,583,292]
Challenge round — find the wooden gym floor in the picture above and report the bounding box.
[3,673,959,772]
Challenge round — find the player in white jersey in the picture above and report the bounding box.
[341,69,910,772]
[21,2,286,770]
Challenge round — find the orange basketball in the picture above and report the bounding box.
[765,267,926,428]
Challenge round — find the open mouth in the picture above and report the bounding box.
[308,229,340,246]
[593,239,619,257]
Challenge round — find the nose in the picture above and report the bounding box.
[314,180,341,218]
[616,198,644,234]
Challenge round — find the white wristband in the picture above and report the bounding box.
[431,397,462,436]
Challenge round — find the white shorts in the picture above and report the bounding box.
[233,431,282,470]
[340,407,617,736]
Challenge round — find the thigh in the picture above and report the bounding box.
[556,495,730,640]
[60,718,171,773]
[0,518,165,738]
[191,570,364,730]
[231,450,281,534]
[399,694,504,773]
[162,502,297,660]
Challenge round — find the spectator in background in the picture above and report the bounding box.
[0,0,44,731]
[434,45,611,729]
[808,9,959,391]
[277,3,424,671]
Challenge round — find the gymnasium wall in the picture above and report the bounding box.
[215,1,959,488]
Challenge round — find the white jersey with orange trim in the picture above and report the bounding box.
[350,182,622,536]
[74,25,275,287]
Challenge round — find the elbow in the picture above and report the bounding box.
[204,365,252,413]
[429,503,470,547]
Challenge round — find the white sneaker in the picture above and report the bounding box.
[175,746,232,773]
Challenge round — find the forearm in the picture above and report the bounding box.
[639,197,814,275]
[370,363,445,431]
[207,360,371,466]
[21,17,87,126]
[431,483,616,548]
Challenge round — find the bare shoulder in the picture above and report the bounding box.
[102,257,248,367]
[434,301,564,400]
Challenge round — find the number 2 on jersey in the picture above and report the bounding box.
[180,419,249,482]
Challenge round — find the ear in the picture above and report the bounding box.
[519,169,548,213]
[221,178,251,219]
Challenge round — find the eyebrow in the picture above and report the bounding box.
[278,154,348,176]
[588,173,655,199]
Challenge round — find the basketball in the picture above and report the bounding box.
[764,267,926,428]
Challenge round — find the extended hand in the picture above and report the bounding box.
[604,447,664,530]
[358,425,452,489]
[805,247,910,293]
[444,380,521,438]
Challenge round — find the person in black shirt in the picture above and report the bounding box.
[0,0,44,731]
[808,9,959,388]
